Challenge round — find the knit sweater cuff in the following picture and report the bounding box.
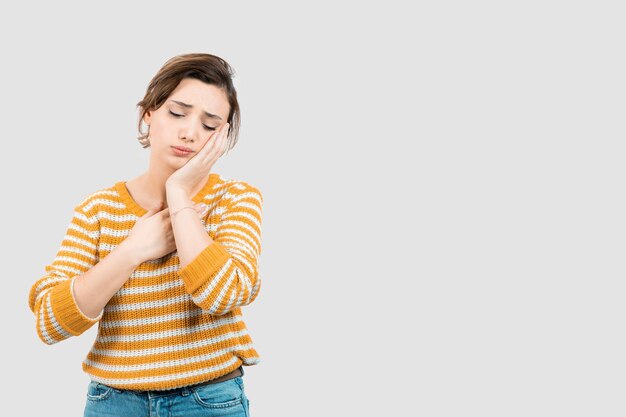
[50,278,102,336]
[179,241,231,294]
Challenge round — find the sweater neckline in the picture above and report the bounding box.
[114,173,219,217]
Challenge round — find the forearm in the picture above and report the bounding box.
[167,188,214,269]
[166,182,263,315]
[73,241,143,319]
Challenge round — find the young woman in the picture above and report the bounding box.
[28,53,263,416]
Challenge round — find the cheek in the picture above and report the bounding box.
[198,137,211,148]
[150,122,172,141]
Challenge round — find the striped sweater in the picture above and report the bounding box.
[28,173,263,390]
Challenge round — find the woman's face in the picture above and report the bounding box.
[143,77,230,169]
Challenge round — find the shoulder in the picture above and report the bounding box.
[213,173,263,204]
[73,181,120,216]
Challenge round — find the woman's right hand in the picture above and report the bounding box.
[123,201,208,263]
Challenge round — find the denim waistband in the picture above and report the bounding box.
[111,366,244,397]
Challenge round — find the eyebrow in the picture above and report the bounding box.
[169,100,223,120]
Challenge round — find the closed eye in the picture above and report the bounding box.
[168,110,216,131]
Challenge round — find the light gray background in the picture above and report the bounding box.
[1,1,624,416]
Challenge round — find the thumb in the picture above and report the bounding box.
[195,202,209,217]
[142,201,162,218]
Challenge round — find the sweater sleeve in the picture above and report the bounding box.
[178,183,263,316]
[28,203,102,345]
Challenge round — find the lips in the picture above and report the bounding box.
[171,146,194,157]
[172,146,193,152]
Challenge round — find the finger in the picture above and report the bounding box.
[142,202,163,217]
[196,203,209,216]
[206,123,229,158]
[157,203,170,215]
[199,130,220,157]
[216,124,229,157]
[203,124,229,163]
[220,124,230,152]
[220,130,229,158]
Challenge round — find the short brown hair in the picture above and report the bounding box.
[136,53,241,151]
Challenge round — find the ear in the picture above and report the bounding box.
[143,110,152,125]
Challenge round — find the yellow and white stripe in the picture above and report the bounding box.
[28,173,263,390]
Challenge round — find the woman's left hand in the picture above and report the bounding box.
[165,123,230,195]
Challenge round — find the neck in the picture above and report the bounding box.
[134,162,210,209]
[132,168,169,209]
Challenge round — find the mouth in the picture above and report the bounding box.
[171,146,194,156]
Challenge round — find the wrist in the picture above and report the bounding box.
[116,240,144,268]
[165,182,190,198]
[170,206,197,217]
[167,190,193,212]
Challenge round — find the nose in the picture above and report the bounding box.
[180,119,201,142]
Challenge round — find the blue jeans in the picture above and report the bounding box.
[83,371,250,417]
